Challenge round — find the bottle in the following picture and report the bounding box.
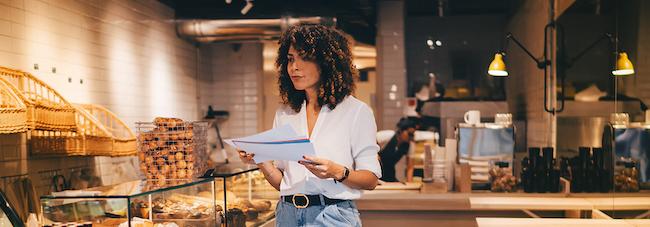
[576,147,591,192]
[521,157,533,193]
[560,157,571,180]
[592,147,605,192]
[535,148,547,193]
[569,157,581,192]
[542,147,555,192]
[528,147,541,192]
[585,158,596,192]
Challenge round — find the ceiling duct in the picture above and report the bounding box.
[176,16,335,43]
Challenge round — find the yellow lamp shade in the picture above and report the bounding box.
[488,53,508,76]
[612,52,634,76]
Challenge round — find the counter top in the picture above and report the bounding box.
[357,190,650,211]
[476,218,643,227]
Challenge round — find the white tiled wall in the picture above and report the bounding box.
[504,0,555,147]
[0,0,218,193]
[376,0,407,130]
[207,42,263,139]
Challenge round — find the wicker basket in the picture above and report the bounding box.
[0,67,76,131]
[74,106,114,156]
[78,104,136,156]
[136,119,208,185]
[0,77,27,134]
[29,104,115,156]
[29,130,84,156]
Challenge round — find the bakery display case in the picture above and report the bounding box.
[40,164,279,227]
[40,178,218,227]
[209,163,279,227]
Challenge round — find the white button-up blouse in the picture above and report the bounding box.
[273,96,382,200]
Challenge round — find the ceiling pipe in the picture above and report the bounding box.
[176,16,335,43]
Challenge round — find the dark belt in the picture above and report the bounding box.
[281,194,347,208]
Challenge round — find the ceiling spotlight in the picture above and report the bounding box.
[435,40,442,46]
[426,39,434,47]
[225,0,232,4]
[241,0,254,15]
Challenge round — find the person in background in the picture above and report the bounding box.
[378,118,418,182]
[238,25,381,227]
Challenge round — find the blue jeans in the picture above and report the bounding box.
[275,200,362,227]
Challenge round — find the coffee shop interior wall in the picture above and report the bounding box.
[504,0,566,148]
[0,0,244,194]
[376,0,407,130]
[405,14,506,99]
[619,0,650,106]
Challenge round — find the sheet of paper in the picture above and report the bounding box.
[225,124,316,163]
[233,140,315,163]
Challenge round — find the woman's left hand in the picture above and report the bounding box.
[298,156,345,180]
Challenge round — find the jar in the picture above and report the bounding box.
[614,159,640,192]
[489,161,518,192]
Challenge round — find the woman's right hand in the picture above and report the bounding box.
[238,150,256,164]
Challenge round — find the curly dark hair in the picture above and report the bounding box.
[276,24,357,113]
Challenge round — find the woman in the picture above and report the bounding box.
[238,25,381,226]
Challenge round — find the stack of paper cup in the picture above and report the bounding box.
[432,145,447,183]
[423,143,433,182]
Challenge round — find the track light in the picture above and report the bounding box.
[241,0,253,15]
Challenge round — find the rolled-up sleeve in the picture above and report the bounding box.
[350,104,382,178]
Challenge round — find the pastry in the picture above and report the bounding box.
[216,190,238,202]
[177,160,187,169]
[160,165,171,174]
[155,140,165,148]
[169,132,180,141]
[177,169,187,178]
[156,158,166,166]
[167,153,176,162]
[175,152,184,161]
[197,191,212,199]
[150,164,161,173]
[251,200,272,211]
[145,156,154,165]
[156,175,167,186]
[158,148,169,157]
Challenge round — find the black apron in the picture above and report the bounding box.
[379,135,410,182]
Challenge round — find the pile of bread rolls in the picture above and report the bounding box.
[137,117,207,186]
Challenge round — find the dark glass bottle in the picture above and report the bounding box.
[583,147,596,192]
[592,147,604,192]
[528,147,541,192]
[542,147,555,192]
[521,157,533,193]
[535,148,548,193]
[570,156,583,193]
[560,157,571,180]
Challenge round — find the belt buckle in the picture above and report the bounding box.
[291,193,309,209]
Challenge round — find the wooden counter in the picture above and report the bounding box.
[357,190,650,227]
[476,218,635,227]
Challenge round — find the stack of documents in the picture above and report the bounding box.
[224,125,316,163]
